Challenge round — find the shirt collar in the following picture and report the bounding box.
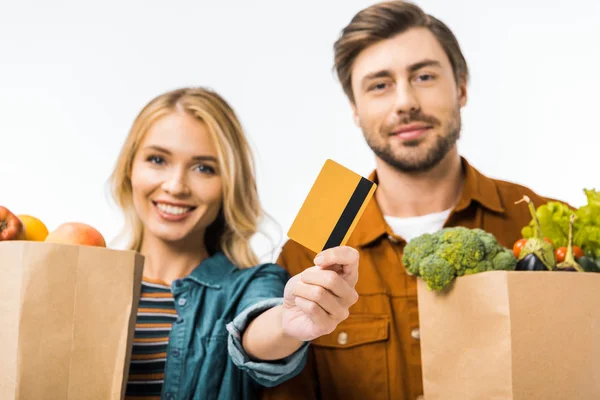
[347,157,505,248]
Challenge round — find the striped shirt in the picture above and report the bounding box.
[125,277,177,399]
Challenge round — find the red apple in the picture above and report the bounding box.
[0,206,26,241]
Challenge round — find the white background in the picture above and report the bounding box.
[2,0,599,261]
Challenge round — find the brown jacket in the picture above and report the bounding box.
[261,158,553,400]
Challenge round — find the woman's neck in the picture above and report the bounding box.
[139,232,210,285]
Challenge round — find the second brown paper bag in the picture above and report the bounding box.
[417,271,600,399]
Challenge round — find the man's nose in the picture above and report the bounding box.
[394,83,420,115]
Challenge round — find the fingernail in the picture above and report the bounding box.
[314,254,324,265]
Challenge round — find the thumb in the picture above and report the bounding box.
[314,246,359,286]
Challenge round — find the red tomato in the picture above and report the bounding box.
[513,237,556,258]
[555,247,567,263]
[555,246,584,263]
[513,238,528,257]
[573,246,585,259]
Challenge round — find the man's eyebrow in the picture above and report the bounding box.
[361,69,393,85]
[360,60,442,85]
[408,59,442,72]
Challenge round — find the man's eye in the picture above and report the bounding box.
[415,74,435,82]
[146,155,164,164]
[369,82,388,91]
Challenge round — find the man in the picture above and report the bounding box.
[262,1,553,399]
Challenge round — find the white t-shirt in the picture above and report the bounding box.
[384,208,452,243]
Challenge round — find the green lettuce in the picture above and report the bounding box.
[521,189,600,259]
[574,189,600,259]
[521,201,574,248]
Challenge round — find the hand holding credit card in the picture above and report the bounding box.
[287,159,377,254]
[278,159,376,341]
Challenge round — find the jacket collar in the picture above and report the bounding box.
[184,252,237,289]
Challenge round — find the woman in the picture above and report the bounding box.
[109,87,359,399]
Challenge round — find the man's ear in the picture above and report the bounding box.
[351,102,360,127]
[458,78,468,107]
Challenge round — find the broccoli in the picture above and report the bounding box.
[402,227,517,291]
[471,228,517,271]
[403,233,439,276]
[472,228,503,259]
[463,260,492,276]
[420,254,455,290]
[436,227,486,274]
[490,249,518,271]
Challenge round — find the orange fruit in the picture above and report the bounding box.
[17,215,49,241]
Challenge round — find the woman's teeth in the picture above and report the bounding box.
[156,203,192,215]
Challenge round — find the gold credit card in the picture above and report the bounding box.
[287,159,377,254]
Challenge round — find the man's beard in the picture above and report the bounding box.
[365,108,461,173]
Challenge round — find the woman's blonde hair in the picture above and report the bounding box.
[109,87,263,268]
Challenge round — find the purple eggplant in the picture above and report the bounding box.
[577,256,600,273]
[514,196,556,270]
[515,253,548,271]
[555,267,577,272]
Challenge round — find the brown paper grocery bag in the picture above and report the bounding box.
[417,270,600,400]
[0,241,144,400]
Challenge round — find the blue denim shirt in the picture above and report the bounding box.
[159,251,308,399]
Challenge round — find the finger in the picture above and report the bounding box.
[301,267,358,307]
[314,246,358,268]
[294,296,335,335]
[282,274,302,305]
[313,246,359,287]
[293,281,350,320]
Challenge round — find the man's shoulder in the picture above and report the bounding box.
[487,176,573,212]
[492,178,555,205]
[464,157,566,209]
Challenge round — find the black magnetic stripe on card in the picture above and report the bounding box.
[322,177,374,251]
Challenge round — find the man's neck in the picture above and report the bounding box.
[139,232,209,285]
[375,149,464,218]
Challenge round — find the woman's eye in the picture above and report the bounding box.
[146,155,164,164]
[196,164,216,174]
